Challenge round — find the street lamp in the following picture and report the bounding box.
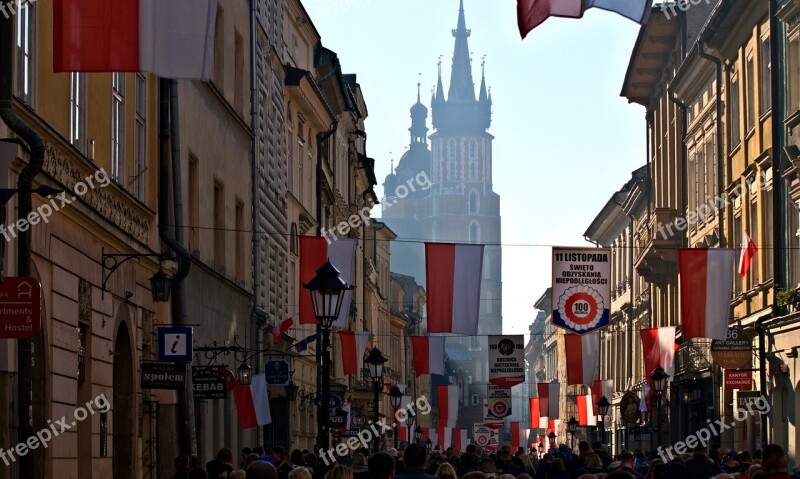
[568,417,579,450]
[414,425,423,444]
[651,365,669,449]
[548,431,557,450]
[237,361,253,386]
[304,260,352,451]
[597,396,610,446]
[366,347,387,452]
[285,380,298,402]
[425,437,433,452]
[389,385,403,448]
[353,410,366,429]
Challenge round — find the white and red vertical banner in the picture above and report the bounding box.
[678,248,735,340]
[537,382,560,419]
[273,314,298,343]
[511,422,528,451]
[591,380,613,412]
[422,427,438,446]
[485,384,512,422]
[437,384,460,427]
[548,419,560,434]
[488,335,526,388]
[299,236,356,327]
[639,383,651,412]
[437,426,453,449]
[453,429,468,452]
[426,243,484,335]
[739,233,757,278]
[233,373,271,429]
[410,336,445,376]
[577,395,596,426]
[564,332,599,386]
[529,397,540,429]
[338,330,370,375]
[640,327,676,381]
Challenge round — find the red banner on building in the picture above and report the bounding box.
[724,370,753,390]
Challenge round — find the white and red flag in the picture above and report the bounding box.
[54,0,217,80]
[233,373,271,429]
[511,422,528,451]
[453,429,468,452]
[639,383,651,412]
[518,0,650,39]
[437,384,460,427]
[410,336,445,376]
[425,243,483,335]
[338,331,370,375]
[529,397,540,429]
[640,327,676,381]
[537,382,560,419]
[591,379,613,410]
[547,419,560,434]
[299,236,356,327]
[739,233,758,278]
[678,248,735,340]
[577,395,597,426]
[564,332,599,386]
[437,426,453,449]
[273,314,298,343]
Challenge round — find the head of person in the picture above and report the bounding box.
[325,465,355,479]
[190,468,209,479]
[579,442,592,455]
[436,462,457,479]
[738,452,752,464]
[218,448,235,466]
[207,460,228,478]
[387,448,398,459]
[288,467,313,479]
[619,452,635,468]
[404,444,428,469]
[242,448,253,459]
[586,454,603,470]
[254,447,266,456]
[480,458,498,474]
[231,471,247,479]
[761,445,789,474]
[353,453,367,468]
[463,473,488,479]
[272,447,287,463]
[175,454,192,472]
[290,449,305,466]
[247,461,278,479]
[369,452,397,479]
[466,444,478,456]
[693,446,708,457]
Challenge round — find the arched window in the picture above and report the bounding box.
[469,161,478,180]
[469,191,479,214]
[449,139,457,160]
[447,159,455,181]
[469,140,477,159]
[469,222,480,243]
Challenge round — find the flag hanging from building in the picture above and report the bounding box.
[529,397,540,429]
[488,335,526,388]
[338,331,370,375]
[437,384,460,427]
[425,243,483,335]
[54,0,217,79]
[678,248,735,340]
[537,382,560,419]
[640,327,676,381]
[591,379,613,409]
[233,373,271,429]
[410,336,445,376]
[422,428,438,446]
[511,422,528,451]
[548,419,560,434]
[551,248,611,334]
[453,429,468,452]
[437,426,453,449]
[564,332,599,386]
[517,0,650,39]
[739,233,757,278]
[273,314,298,343]
[299,236,355,327]
[577,395,597,426]
[639,383,651,412]
[294,332,321,353]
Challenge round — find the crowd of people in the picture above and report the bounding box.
[169,440,800,479]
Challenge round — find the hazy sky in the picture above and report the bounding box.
[302,0,647,339]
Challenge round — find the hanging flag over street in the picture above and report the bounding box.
[678,248,735,340]
[591,379,614,408]
[273,314,298,343]
[338,331,370,375]
[437,384,460,427]
[640,327,676,381]
[233,373,271,429]
[517,0,650,39]
[739,233,758,279]
[425,243,484,335]
[529,397,540,429]
[537,382,560,419]
[411,336,446,376]
[552,248,611,334]
[564,331,599,386]
[577,395,596,426]
[510,421,528,451]
[488,335,525,388]
[299,236,356,327]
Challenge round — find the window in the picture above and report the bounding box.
[70,73,86,153]
[469,161,477,180]
[705,135,717,213]
[133,74,146,200]
[297,118,305,204]
[234,31,244,113]
[469,139,477,158]
[760,35,772,116]
[790,35,800,112]
[484,254,490,280]
[235,199,244,282]
[749,194,759,286]
[16,0,34,105]
[214,181,225,271]
[765,179,774,280]
[730,68,741,148]
[469,191,478,214]
[746,55,755,131]
[213,6,224,87]
[111,73,125,182]
[688,150,697,222]
[188,155,199,254]
[469,222,480,243]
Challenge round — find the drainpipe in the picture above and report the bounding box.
[1,12,44,478]
[158,78,196,455]
[698,42,725,247]
[249,0,263,371]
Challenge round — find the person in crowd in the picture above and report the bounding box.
[427,453,445,476]
[462,472,488,479]
[352,453,370,479]
[498,450,524,476]
[519,453,537,476]
[576,474,598,479]
[189,469,209,479]
[618,452,645,479]
[218,448,237,476]
[325,465,355,479]
[518,474,535,479]
[496,474,516,479]
[272,446,294,479]
[605,471,637,479]
[369,451,397,479]
[436,462,458,479]
[685,446,719,479]
[397,444,437,479]
[660,457,686,479]
[644,458,665,479]
[458,444,483,477]
[592,444,612,469]
[244,454,260,470]
[288,466,313,479]
[738,452,754,474]
[761,445,793,479]
[546,459,568,479]
[241,449,253,469]
[172,454,192,479]
[572,453,604,478]
[207,459,230,479]
[255,448,276,466]
[231,471,246,479]
[248,461,278,479]
[633,452,649,477]
[480,458,499,479]
[291,450,306,468]
[303,452,323,479]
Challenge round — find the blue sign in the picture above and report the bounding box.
[158,327,193,363]
[264,360,290,386]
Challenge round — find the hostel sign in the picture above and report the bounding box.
[0,277,41,339]
[551,248,610,334]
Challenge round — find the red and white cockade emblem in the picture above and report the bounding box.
[556,285,605,332]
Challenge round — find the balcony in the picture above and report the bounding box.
[675,339,712,377]
[634,208,680,285]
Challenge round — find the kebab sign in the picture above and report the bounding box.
[551,248,611,334]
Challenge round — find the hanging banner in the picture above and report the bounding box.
[488,335,525,388]
[551,247,611,334]
[484,384,512,422]
[473,423,499,451]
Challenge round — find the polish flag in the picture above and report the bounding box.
[529,398,540,429]
[422,428,438,446]
[338,331,370,375]
[410,336,445,376]
[537,382,560,419]
[437,385,460,427]
[233,374,271,429]
[437,426,453,449]
[299,237,356,327]
[273,314,298,343]
[547,419,560,434]
[591,380,613,412]
[564,332,599,386]
[739,233,757,278]
[511,422,528,451]
[453,429,468,452]
[577,395,596,426]
[640,327,676,381]
[517,0,583,38]
[425,243,483,335]
[54,0,217,80]
[679,248,735,340]
[639,384,651,412]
